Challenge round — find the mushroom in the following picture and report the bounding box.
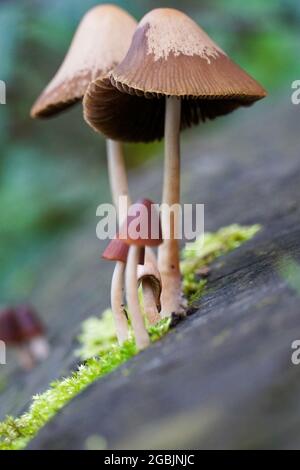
[14,305,49,363]
[31,4,137,223]
[0,308,31,369]
[31,5,160,322]
[0,307,48,370]
[83,8,267,317]
[119,199,162,350]
[102,238,145,345]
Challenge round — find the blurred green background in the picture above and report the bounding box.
[0,0,299,304]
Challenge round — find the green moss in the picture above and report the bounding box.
[75,309,118,361]
[181,224,261,298]
[0,319,170,451]
[75,309,171,362]
[279,258,300,294]
[0,223,260,451]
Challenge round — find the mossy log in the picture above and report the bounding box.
[2,98,300,450]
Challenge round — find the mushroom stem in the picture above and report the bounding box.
[106,139,130,344]
[142,280,161,325]
[106,139,130,224]
[126,246,150,350]
[17,346,35,371]
[28,336,50,362]
[144,246,160,315]
[111,261,129,344]
[138,262,162,325]
[158,96,184,317]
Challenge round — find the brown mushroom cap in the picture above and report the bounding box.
[118,199,162,247]
[31,4,137,118]
[0,309,21,345]
[102,238,145,264]
[14,305,45,341]
[102,238,129,263]
[84,7,267,142]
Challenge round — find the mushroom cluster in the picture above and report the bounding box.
[31,5,266,350]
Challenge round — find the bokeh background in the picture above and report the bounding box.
[0,0,299,305]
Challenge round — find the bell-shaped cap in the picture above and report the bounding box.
[84,8,267,142]
[14,305,45,340]
[118,199,163,247]
[31,4,137,118]
[0,308,21,345]
[102,238,145,264]
[102,238,129,263]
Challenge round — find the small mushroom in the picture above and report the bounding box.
[119,199,162,350]
[137,262,162,325]
[102,239,129,344]
[0,308,27,368]
[0,308,42,370]
[102,238,145,345]
[83,8,267,317]
[14,305,49,364]
[31,4,137,223]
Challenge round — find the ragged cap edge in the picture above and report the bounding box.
[83,74,266,144]
[31,71,94,118]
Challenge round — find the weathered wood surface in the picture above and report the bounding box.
[3,97,300,449]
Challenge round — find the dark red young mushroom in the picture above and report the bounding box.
[0,308,22,361]
[102,237,145,345]
[0,308,46,370]
[118,199,163,350]
[102,238,130,345]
